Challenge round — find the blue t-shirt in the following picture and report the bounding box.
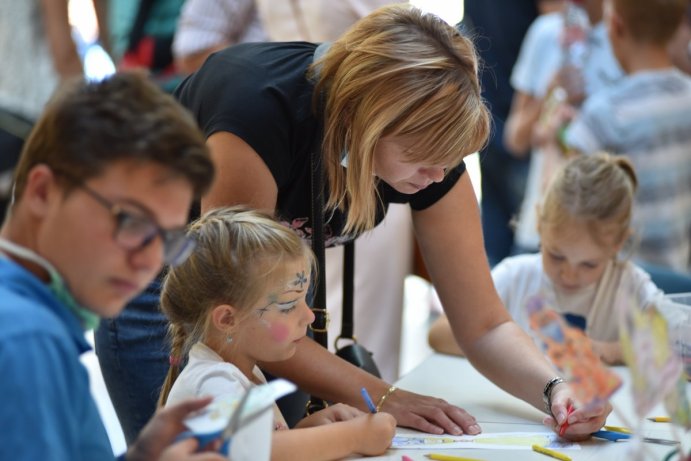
[0,258,114,461]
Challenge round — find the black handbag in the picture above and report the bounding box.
[306,115,381,412]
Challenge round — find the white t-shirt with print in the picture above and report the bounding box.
[491,253,662,341]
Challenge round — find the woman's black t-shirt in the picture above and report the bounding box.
[176,41,466,246]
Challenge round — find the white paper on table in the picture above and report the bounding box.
[391,431,581,450]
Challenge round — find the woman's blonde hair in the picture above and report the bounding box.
[311,4,491,234]
[539,153,638,247]
[157,206,315,406]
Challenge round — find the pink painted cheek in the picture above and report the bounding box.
[268,322,291,342]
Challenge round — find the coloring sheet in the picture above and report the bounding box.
[390,432,581,450]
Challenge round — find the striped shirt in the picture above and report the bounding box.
[566,68,691,272]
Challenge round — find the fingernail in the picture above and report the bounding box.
[467,424,481,435]
[450,425,462,435]
[557,412,566,424]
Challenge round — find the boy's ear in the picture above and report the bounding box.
[22,165,60,219]
[211,304,239,332]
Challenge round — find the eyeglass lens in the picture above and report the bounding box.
[114,211,194,266]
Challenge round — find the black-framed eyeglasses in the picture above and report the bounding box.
[56,170,195,267]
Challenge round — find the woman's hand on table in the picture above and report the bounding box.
[381,387,482,436]
[543,385,612,441]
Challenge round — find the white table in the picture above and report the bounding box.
[351,354,690,460]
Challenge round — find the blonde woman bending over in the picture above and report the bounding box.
[104,4,610,440]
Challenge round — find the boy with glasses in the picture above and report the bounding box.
[0,72,223,461]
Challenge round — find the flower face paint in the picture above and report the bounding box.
[234,259,315,365]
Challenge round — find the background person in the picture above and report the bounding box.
[560,0,691,279]
[429,153,663,365]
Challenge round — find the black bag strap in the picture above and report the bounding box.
[309,121,328,348]
[308,116,356,348]
[340,241,355,341]
[306,102,330,414]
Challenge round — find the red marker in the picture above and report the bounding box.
[559,404,574,436]
[401,456,414,461]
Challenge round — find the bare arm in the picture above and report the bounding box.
[203,131,478,435]
[176,45,228,75]
[414,174,551,407]
[427,314,466,357]
[271,413,395,461]
[413,173,610,438]
[201,132,279,213]
[503,90,544,157]
[40,0,83,80]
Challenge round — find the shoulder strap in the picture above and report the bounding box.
[309,105,356,348]
[340,241,355,340]
[309,101,328,348]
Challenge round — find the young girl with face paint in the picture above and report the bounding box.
[157,206,396,460]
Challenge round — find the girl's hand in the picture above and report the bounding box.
[295,403,365,428]
[349,412,397,455]
[542,385,612,441]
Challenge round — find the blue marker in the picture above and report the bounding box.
[361,387,377,413]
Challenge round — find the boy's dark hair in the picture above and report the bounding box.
[614,0,687,46]
[12,72,213,200]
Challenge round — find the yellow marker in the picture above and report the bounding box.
[603,425,632,434]
[647,416,672,423]
[425,454,486,461]
[531,444,572,461]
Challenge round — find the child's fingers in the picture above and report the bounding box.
[325,403,365,421]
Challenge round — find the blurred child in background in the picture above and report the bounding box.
[429,153,663,365]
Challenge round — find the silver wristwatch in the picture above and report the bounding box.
[542,377,565,415]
